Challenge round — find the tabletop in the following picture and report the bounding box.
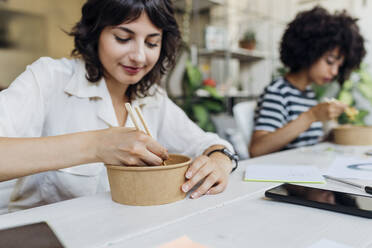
[1,143,372,248]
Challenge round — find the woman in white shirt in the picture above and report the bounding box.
[0,0,236,211]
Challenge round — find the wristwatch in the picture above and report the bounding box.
[207,148,239,172]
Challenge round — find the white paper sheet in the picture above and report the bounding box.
[326,156,372,180]
[244,164,325,183]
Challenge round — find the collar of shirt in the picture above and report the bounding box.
[63,59,163,127]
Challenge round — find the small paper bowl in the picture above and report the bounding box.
[105,154,191,206]
[332,125,372,145]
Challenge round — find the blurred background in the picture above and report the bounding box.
[1,0,372,158]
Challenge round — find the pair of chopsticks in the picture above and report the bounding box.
[125,103,166,166]
[125,103,152,137]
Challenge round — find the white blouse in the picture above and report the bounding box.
[0,57,232,211]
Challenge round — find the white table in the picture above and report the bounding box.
[1,143,372,248]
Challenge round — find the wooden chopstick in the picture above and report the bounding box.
[125,103,166,166]
[125,103,141,131]
[135,106,153,138]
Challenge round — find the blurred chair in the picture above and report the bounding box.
[211,113,249,159]
[232,101,257,149]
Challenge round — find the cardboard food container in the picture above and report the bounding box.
[332,125,372,145]
[105,154,191,206]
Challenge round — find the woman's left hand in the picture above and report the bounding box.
[181,153,232,199]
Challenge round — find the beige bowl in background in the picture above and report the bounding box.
[332,125,372,145]
[105,154,191,206]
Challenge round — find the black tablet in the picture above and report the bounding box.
[0,222,64,248]
[265,183,372,218]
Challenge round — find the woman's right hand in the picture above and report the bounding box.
[307,101,347,122]
[94,127,169,166]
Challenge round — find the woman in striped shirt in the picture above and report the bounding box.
[250,6,366,157]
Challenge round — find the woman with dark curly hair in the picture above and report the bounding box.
[250,6,366,158]
[0,0,236,212]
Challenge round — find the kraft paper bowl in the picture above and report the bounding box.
[332,125,372,145]
[105,154,191,206]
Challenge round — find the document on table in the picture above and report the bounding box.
[244,164,325,183]
[326,156,372,180]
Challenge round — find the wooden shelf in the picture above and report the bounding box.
[173,0,223,12]
[198,48,267,62]
[223,91,257,98]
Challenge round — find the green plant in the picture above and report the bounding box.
[271,66,289,81]
[241,30,256,42]
[334,65,372,125]
[179,60,225,132]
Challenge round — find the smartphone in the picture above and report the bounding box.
[265,183,372,218]
[0,222,64,248]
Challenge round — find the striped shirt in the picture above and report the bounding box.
[254,77,323,150]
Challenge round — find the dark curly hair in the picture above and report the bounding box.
[280,6,365,83]
[69,0,181,99]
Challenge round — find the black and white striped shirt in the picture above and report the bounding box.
[254,77,323,150]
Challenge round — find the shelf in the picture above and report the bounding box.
[198,48,267,62]
[223,91,258,98]
[298,0,327,4]
[173,0,223,13]
[174,93,258,100]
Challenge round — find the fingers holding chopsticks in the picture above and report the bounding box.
[145,139,169,162]
[95,127,168,166]
[124,103,169,165]
[123,130,168,166]
[122,132,166,166]
[94,103,168,166]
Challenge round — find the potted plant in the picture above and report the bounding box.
[239,30,256,50]
[177,60,225,132]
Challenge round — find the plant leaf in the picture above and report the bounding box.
[337,90,353,105]
[357,83,372,104]
[192,104,209,128]
[203,86,223,100]
[185,60,202,89]
[342,80,353,91]
[203,99,225,112]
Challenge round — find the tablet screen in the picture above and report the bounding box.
[266,183,372,218]
[0,222,64,248]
